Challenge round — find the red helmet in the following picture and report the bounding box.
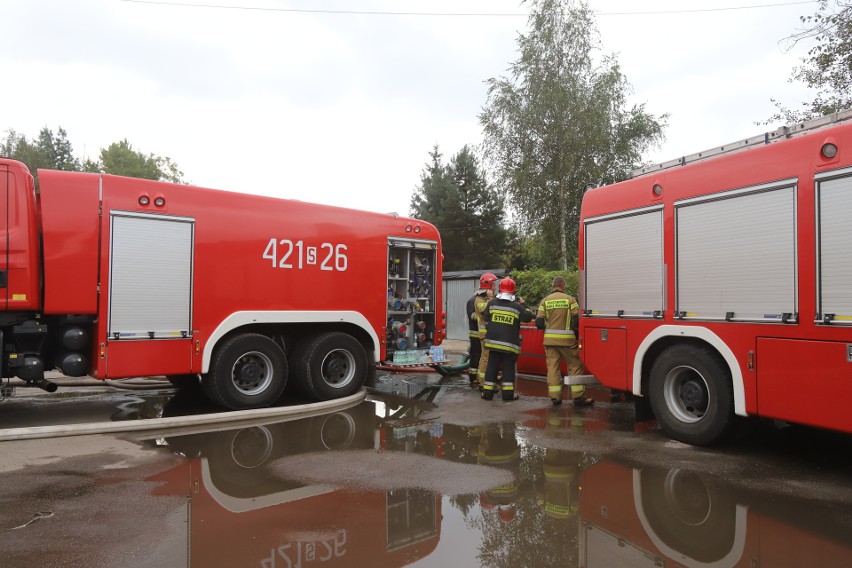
[499,278,516,294]
[479,272,497,289]
[498,505,516,524]
[479,494,496,511]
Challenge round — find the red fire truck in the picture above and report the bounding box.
[577,110,852,444]
[0,159,444,409]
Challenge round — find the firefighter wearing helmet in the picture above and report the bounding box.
[477,423,521,518]
[536,275,594,406]
[472,272,498,385]
[481,277,533,401]
[537,408,583,541]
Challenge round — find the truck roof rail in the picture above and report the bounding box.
[632,108,852,178]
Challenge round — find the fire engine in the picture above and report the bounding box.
[577,109,852,444]
[0,159,444,409]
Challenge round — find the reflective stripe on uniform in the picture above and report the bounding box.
[483,339,520,354]
[544,470,575,480]
[492,306,521,316]
[544,503,574,517]
[544,298,571,310]
[544,329,576,339]
[490,308,520,325]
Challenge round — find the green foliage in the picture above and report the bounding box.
[98,139,186,183]
[2,127,80,187]
[480,0,666,270]
[502,223,568,271]
[511,267,578,307]
[411,145,508,271]
[767,0,851,123]
[2,127,187,185]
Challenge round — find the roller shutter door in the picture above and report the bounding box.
[817,169,852,324]
[584,207,664,318]
[108,212,194,339]
[675,181,796,322]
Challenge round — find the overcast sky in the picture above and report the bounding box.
[2,0,817,215]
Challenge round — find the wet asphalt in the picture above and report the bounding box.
[1,342,851,568]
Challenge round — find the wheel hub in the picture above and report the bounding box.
[327,357,346,378]
[681,380,707,409]
[238,361,262,387]
[230,351,273,394]
[663,365,710,423]
[321,349,356,388]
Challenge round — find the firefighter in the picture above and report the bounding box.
[466,274,494,384]
[477,423,521,511]
[536,276,594,406]
[537,408,583,538]
[474,272,498,386]
[481,277,533,401]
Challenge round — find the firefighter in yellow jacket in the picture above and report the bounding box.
[537,407,583,545]
[468,273,496,385]
[536,276,594,406]
[474,273,498,386]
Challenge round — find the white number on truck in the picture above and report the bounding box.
[263,238,348,271]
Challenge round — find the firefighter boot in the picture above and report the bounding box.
[481,381,496,401]
[468,369,479,386]
[501,383,519,401]
[548,384,563,406]
[571,385,594,407]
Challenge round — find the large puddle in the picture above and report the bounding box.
[2,371,851,567]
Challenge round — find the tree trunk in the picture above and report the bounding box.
[559,184,568,271]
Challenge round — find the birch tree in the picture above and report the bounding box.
[480,0,665,269]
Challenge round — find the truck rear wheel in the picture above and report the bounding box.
[203,333,288,410]
[648,344,734,445]
[290,332,367,401]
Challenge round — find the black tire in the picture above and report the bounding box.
[311,411,359,451]
[202,333,288,410]
[204,426,280,497]
[648,344,734,446]
[166,373,201,390]
[289,332,367,401]
[639,467,737,563]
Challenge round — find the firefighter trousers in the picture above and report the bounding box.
[484,350,518,401]
[477,343,491,384]
[545,345,586,401]
[468,336,482,380]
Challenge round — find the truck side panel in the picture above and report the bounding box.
[756,338,851,432]
[0,161,41,312]
[106,338,193,377]
[91,174,441,379]
[38,170,101,314]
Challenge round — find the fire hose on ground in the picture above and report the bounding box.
[0,386,367,442]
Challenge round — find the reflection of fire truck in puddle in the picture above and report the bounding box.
[579,460,852,568]
[147,402,440,567]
